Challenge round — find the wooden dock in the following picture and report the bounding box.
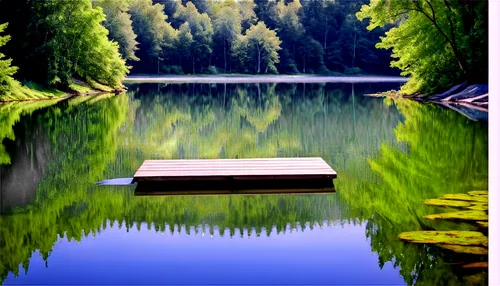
[133,157,336,182]
[133,157,337,195]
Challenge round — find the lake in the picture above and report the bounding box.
[0,81,488,285]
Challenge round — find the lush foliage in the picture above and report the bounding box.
[0,23,17,97]
[0,0,397,84]
[95,0,139,62]
[0,0,488,98]
[357,0,488,94]
[232,22,282,74]
[0,0,128,91]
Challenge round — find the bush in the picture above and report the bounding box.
[207,65,219,74]
[344,67,362,74]
[170,66,184,75]
[160,65,170,74]
[318,65,331,75]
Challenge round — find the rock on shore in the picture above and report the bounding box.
[427,83,488,121]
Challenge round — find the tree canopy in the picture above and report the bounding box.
[0,23,17,97]
[0,0,400,91]
[357,0,488,94]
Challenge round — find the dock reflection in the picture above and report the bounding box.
[134,179,335,196]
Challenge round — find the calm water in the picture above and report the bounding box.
[0,82,488,285]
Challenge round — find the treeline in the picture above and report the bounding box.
[122,0,396,75]
[0,0,396,92]
[0,0,487,97]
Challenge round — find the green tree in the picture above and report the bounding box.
[213,1,242,73]
[301,0,336,51]
[94,0,139,62]
[238,0,257,32]
[233,21,282,74]
[174,22,193,69]
[130,0,177,73]
[297,37,326,73]
[0,1,129,89]
[357,0,488,94]
[191,0,215,18]
[254,0,279,30]
[275,0,304,73]
[0,23,18,97]
[174,1,214,74]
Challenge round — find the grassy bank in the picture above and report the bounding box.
[0,78,122,103]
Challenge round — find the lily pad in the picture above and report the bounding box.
[467,204,488,211]
[424,199,471,208]
[468,190,488,196]
[424,210,488,221]
[441,194,488,203]
[462,262,488,269]
[398,231,488,246]
[477,222,488,228]
[424,199,487,211]
[425,210,488,221]
[437,244,488,255]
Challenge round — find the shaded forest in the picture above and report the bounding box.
[0,0,489,98]
[0,0,397,78]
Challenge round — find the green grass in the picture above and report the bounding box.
[68,82,94,94]
[86,78,114,92]
[0,81,65,102]
[1,78,116,102]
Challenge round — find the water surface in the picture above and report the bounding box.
[0,82,488,285]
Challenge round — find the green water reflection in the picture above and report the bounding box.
[0,82,488,285]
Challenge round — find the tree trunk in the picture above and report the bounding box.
[324,18,327,50]
[192,56,195,74]
[257,48,261,74]
[224,39,227,73]
[412,1,468,76]
[293,42,296,63]
[303,55,305,73]
[352,23,356,69]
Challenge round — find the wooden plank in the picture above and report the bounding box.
[134,169,335,175]
[135,188,335,196]
[133,157,337,183]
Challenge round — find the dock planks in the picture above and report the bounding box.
[133,157,336,182]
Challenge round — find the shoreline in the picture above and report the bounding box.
[365,83,488,121]
[124,74,408,84]
[0,87,126,104]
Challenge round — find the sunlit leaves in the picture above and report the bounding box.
[357,0,488,94]
[0,23,18,97]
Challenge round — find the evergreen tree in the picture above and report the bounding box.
[0,23,18,96]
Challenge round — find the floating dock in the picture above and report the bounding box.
[133,157,337,195]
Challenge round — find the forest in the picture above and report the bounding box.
[0,0,489,100]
